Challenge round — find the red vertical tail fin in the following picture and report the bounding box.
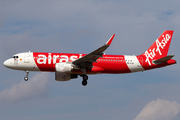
[141,30,174,66]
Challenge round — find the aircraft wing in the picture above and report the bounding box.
[73,34,115,70]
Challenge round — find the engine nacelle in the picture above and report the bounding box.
[55,63,73,73]
[55,73,78,81]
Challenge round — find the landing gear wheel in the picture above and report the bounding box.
[82,80,87,86]
[83,75,88,81]
[24,77,28,81]
[80,74,88,86]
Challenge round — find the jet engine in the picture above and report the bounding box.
[55,63,73,73]
[55,63,78,81]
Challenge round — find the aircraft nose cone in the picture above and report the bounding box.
[4,60,9,67]
[3,59,12,68]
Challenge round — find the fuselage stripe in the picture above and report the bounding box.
[124,55,144,72]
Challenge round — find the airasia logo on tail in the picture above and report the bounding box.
[144,34,171,66]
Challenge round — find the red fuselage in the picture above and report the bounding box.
[33,52,176,74]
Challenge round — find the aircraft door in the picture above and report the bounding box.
[24,53,30,63]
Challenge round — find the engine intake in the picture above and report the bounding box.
[55,63,73,73]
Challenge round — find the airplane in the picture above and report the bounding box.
[3,30,176,86]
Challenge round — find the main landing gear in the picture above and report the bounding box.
[24,70,29,81]
[81,75,88,86]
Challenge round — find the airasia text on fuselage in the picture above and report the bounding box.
[36,53,83,64]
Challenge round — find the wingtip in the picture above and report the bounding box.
[106,34,115,45]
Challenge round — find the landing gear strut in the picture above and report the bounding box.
[24,70,29,81]
[81,75,88,86]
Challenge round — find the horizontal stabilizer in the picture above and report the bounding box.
[152,55,174,64]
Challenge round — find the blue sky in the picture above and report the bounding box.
[0,0,180,120]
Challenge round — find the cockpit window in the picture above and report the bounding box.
[13,56,19,58]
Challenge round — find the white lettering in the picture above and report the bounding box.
[70,55,78,61]
[156,39,164,55]
[144,51,153,66]
[166,34,171,41]
[60,55,68,63]
[48,53,52,64]
[79,54,82,58]
[53,55,59,64]
[144,34,171,66]
[36,54,82,64]
[37,55,46,64]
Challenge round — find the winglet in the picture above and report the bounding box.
[106,34,115,45]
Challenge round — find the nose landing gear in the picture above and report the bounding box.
[81,75,88,86]
[24,70,29,81]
